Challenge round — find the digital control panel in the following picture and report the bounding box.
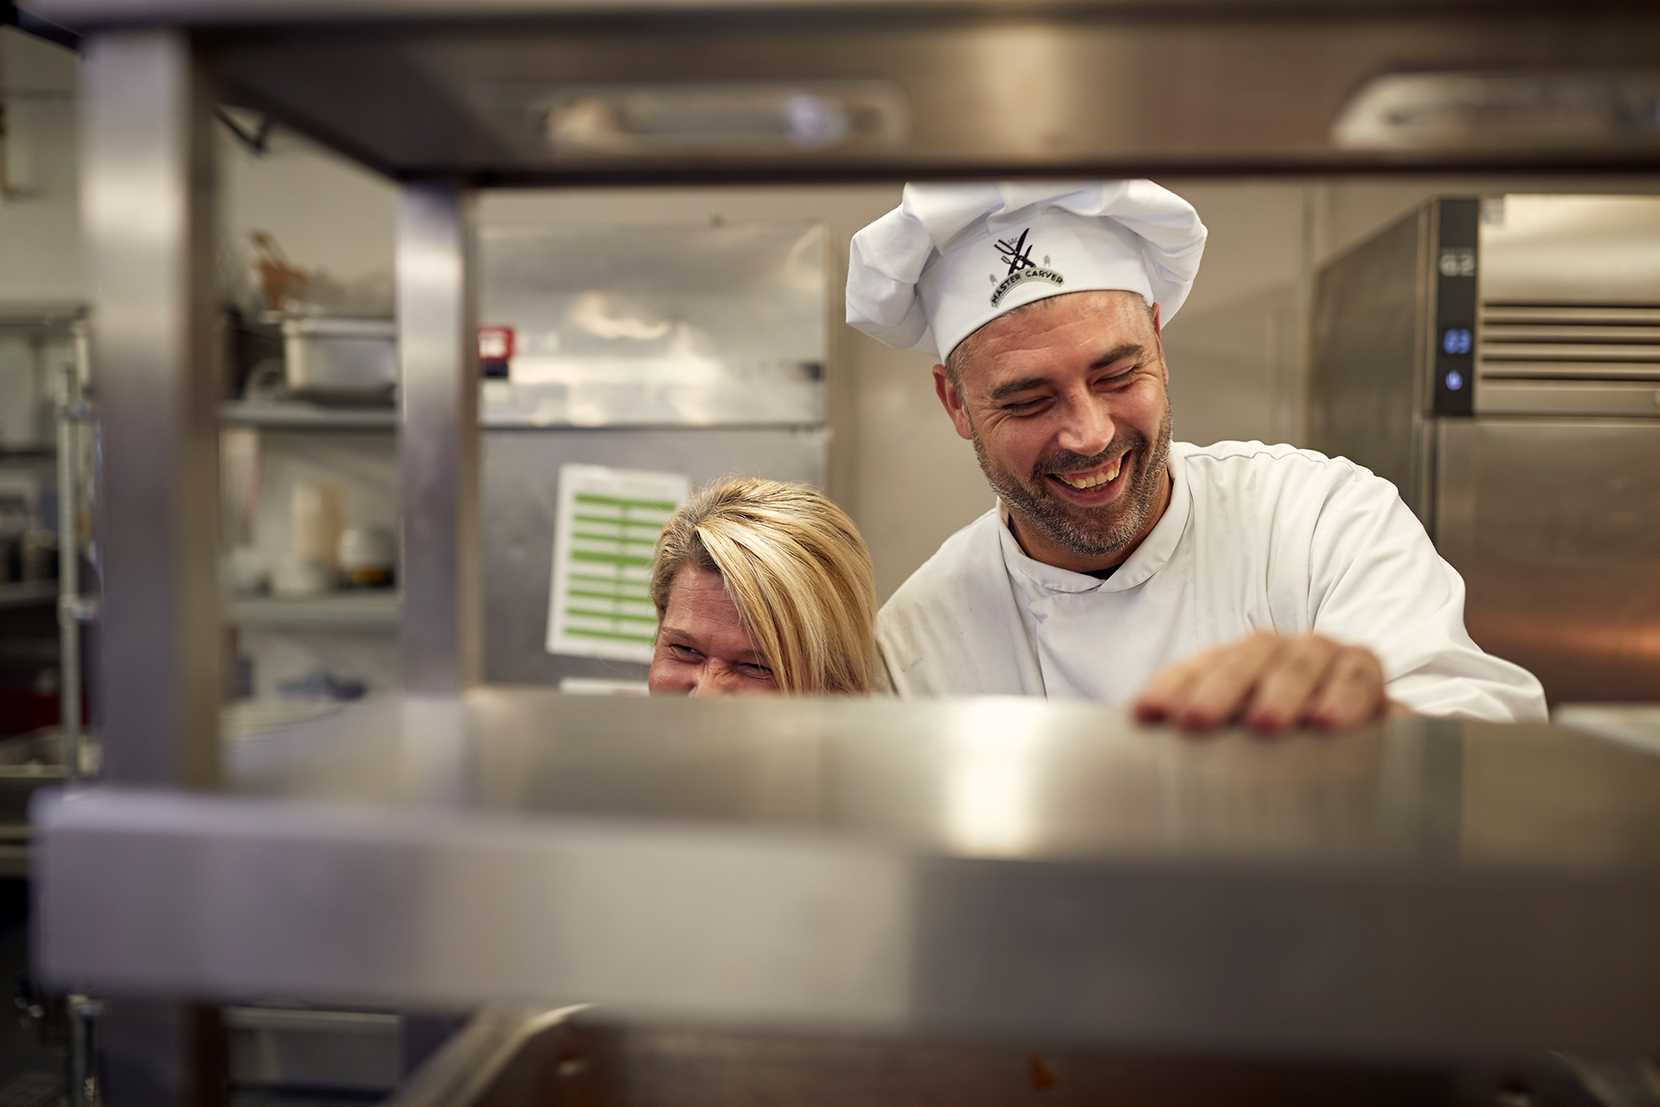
[1432,200,1478,416]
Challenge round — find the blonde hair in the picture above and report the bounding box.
[650,478,879,695]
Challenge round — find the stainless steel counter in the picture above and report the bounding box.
[32,692,1660,1060]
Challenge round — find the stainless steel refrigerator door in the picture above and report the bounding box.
[1436,418,1660,704]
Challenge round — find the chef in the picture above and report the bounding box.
[847,181,1546,730]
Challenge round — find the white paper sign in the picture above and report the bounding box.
[546,464,690,664]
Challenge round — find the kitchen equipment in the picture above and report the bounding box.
[290,481,344,573]
[281,316,396,405]
[270,558,332,598]
[477,221,828,686]
[224,546,270,597]
[337,526,396,588]
[1310,195,1660,704]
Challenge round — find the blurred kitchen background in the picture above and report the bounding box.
[3,22,1657,734]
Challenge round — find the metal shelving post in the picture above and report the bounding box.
[73,24,489,1101]
[57,321,92,782]
[395,185,481,696]
[79,27,227,1103]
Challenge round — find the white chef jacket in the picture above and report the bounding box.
[878,441,1546,721]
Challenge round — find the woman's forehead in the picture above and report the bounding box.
[662,567,762,659]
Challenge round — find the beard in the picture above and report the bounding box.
[972,406,1172,563]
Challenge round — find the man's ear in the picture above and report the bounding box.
[932,364,975,441]
[1149,302,1168,382]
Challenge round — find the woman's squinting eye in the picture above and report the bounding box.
[738,662,775,680]
[668,643,702,662]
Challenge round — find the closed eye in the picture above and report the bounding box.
[738,661,775,679]
[1093,366,1139,390]
[1001,396,1052,416]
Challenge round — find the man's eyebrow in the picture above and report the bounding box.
[1089,343,1144,371]
[988,375,1054,402]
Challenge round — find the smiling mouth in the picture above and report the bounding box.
[1045,449,1132,499]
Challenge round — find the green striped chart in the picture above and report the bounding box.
[546,464,690,663]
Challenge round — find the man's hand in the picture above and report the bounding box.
[1132,632,1388,734]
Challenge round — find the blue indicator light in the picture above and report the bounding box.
[1445,370,1465,392]
[1442,327,1473,356]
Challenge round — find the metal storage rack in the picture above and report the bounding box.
[20,0,1660,1102]
[0,303,93,786]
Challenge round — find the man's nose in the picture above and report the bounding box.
[1055,393,1114,458]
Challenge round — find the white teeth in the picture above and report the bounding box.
[1057,455,1124,490]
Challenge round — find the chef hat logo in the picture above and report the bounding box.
[988,227,1065,307]
[996,228,1037,275]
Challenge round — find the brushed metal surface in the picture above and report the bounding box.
[397,185,481,694]
[390,1005,1607,1107]
[1436,418,1660,703]
[1475,196,1660,417]
[1307,197,1435,520]
[81,30,223,788]
[226,1007,404,1094]
[1475,379,1660,417]
[1480,195,1660,306]
[477,222,825,428]
[31,692,1660,1057]
[36,4,1660,179]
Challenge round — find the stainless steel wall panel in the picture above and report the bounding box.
[477,222,826,428]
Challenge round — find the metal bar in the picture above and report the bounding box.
[396,185,480,694]
[79,29,229,1106]
[82,29,222,789]
[57,333,85,780]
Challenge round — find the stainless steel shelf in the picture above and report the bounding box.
[0,301,84,332]
[222,401,398,431]
[228,592,401,629]
[0,446,56,461]
[32,693,1660,1059]
[0,582,58,610]
[32,2,1660,181]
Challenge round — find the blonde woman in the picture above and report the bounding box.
[648,478,881,696]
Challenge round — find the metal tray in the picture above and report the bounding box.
[280,316,397,404]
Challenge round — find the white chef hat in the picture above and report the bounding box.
[846,180,1207,362]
